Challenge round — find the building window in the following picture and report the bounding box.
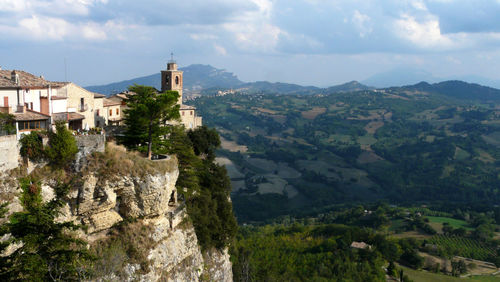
[96,109,100,116]
[190,111,193,115]
[175,76,179,85]
[109,109,112,116]
[19,120,44,131]
[30,102,33,110]
[182,111,185,116]
[116,108,119,115]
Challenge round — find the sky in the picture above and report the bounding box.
[1,0,500,87]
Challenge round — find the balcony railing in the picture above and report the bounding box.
[79,104,88,112]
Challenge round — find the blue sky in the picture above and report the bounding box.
[1,0,500,87]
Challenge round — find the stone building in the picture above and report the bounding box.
[161,59,202,129]
[0,69,105,138]
[103,92,128,126]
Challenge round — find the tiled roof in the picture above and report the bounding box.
[103,98,122,107]
[94,93,106,98]
[0,70,69,89]
[51,96,67,100]
[13,109,50,121]
[52,112,85,122]
[180,104,196,110]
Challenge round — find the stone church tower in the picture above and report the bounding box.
[160,55,202,129]
[161,56,183,104]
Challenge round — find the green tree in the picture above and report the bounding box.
[161,125,201,193]
[187,125,221,161]
[44,121,78,168]
[0,178,91,281]
[19,131,45,162]
[0,112,16,135]
[122,85,180,159]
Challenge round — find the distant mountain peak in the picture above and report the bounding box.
[85,64,243,95]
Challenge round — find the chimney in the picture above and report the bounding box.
[11,71,19,85]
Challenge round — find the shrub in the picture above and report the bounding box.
[0,112,15,135]
[19,131,45,162]
[45,121,78,167]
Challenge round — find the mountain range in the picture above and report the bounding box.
[85,64,500,102]
[84,64,373,96]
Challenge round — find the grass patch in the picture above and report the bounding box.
[84,142,178,180]
[398,265,460,282]
[90,219,157,278]
[426,216,473,230]
[454,146,471,160]
[301,107,326,120]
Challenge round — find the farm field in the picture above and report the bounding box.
[427,216,474,230]
[429,235,496,261]
[399,265,500,282]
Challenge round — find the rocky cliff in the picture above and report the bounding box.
[0,142,233,281]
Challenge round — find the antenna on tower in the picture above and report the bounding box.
[169,52,176,64]
[64,57,67,81]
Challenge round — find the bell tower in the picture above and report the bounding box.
[161,53,183,104]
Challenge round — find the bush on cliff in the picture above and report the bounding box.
[19,131,45,162]
[45,121,78,168]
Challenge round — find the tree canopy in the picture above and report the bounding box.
[122,85,180,159]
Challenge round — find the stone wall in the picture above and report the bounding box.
[0,135,19,172]
[74,134,105,171]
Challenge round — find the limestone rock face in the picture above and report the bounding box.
[74,168,179,233]
[0,146,233,281]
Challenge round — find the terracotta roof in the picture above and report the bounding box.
[113,91,134,99]
[94,93,106,98]
[180,104,196,110]
[52,112,85,122]
[51,96,67,100]
[13,109,50,121]
[0,70,69,89]
[103,98,122,107]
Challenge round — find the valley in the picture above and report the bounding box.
[192,84,500,223]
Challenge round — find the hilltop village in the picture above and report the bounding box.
[0,59,236,281]
[0,60,201,171]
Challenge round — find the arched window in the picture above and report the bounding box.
[175,76,179,85]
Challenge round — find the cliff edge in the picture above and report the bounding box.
[0,141,233,281]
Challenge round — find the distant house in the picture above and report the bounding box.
[350,241,372,250]
[103,92,129,126]
[0,69,106,138]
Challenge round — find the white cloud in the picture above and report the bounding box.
[0,0,30,11]
[82,22,107,40]
[214,44,227,55]
[351,10,372,38]
[394,13,453,49]
[223,0,283,52]
[19,15,70,40]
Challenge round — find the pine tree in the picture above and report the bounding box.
[0,177,92,281]
[122,85,180,159]
[45,121,79,168]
